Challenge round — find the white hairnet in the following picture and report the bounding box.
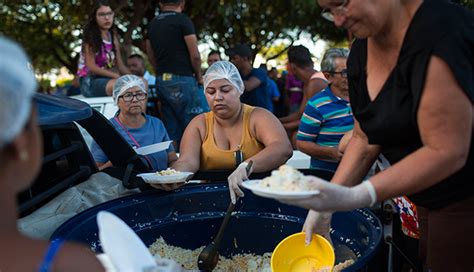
[203,61,244,94]
[112,74,147,105]
[0,36,37,149]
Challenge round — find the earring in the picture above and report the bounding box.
[19,150,29,161]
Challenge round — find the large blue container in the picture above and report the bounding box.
[52,184,382,271]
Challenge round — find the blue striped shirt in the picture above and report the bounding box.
[297,87,354,172]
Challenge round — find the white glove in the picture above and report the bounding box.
[280,178,377,212]
[302,210,333,245]
[228,161,253,204]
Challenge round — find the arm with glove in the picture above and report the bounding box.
[228,107,292,204]
[287,122,381,243]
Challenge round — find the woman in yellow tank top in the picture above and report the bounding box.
[166,61,292,203]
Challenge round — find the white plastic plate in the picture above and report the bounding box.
[137,171,194,184]
[241,179,320,200]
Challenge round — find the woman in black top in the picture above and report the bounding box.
[282,0,474,270]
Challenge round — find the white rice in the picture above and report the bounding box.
[149,237,354,272]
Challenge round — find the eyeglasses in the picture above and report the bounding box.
[120,92,147,102]
[321,0,349,22]
[97,11,114,18]
[329,69,348,78]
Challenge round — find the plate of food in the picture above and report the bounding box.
[241,165,321,200]
[137,168,194,184]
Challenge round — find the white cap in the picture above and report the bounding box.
[0,36,37,148]
[203,61,244,94]
[112,74,147,105]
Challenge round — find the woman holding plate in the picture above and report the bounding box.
[160,61,292,204]
[90,74,177,172]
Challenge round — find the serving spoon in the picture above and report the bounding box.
[197,160,253,271]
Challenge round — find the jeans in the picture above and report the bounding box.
[80,75,110,97]
[156,74,208,147]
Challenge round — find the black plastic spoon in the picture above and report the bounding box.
[197,160,253,271]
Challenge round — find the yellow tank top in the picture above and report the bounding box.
[200,104,265,170]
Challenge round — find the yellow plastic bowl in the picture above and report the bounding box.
[271,232,335,272]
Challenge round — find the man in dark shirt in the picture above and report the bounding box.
[146,0,204,148]
[226,44,272,111]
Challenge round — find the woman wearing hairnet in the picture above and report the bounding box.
[168,61,292,203]
[90,74,177,171]
[0,37,104,270]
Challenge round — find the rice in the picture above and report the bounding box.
[156,168,179,176]
[149,237,354,272]
[333,259,355,271]
[260,165,315,192]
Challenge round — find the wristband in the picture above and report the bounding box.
[39,239,64,272]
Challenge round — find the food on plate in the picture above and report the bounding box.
[260,165,316,192]
[156,168,179,176]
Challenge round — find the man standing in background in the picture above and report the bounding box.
[280,45,328,147]
[296,48,353,172]
[127,54,156,86]
[146,0,204,149]
[206,50,221,67]
[226,43,272,111]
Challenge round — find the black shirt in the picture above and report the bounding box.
[148,11,196,76]
[347,0,474,209]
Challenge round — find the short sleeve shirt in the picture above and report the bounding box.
[347,0,474,208]
[91,115,174,171]
[240,68,272,110]
[297,87,354,172]
[148,11,196,76]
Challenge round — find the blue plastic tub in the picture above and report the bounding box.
[52,184,382,271]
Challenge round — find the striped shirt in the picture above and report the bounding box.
[297,87,354,172]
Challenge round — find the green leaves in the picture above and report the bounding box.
[4,0,470,74]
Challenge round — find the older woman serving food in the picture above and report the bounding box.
[167,61,292,203]
[281,0,474,271]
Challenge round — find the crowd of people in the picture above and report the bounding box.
[2,0,473,270]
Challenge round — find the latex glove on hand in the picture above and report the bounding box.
[279,178,377,212]
[303,210,332,245]
[228,161,253,204]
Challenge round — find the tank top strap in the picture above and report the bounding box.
[310,71,327,81]
[241,104,254,142]
[203,111,214,143]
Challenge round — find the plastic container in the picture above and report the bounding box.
[52,184,382,271]
[272,233,335,271]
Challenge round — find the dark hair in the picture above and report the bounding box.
[128,54,144,61]
[287,45,313,68]
[208,50,221,58]
[82,0,116,54]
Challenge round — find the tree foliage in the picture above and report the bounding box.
[0,1,87,73]
[1,0,471,74]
